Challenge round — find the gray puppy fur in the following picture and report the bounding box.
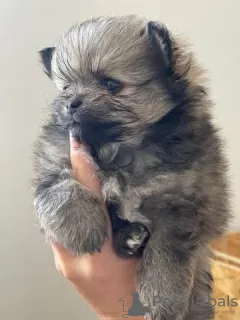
[34,16,230,320]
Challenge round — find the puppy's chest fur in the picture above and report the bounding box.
[98,151,159,227]
[100,166,197,230]
[102,176,148,225]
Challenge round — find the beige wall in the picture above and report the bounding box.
[1,1,239,319]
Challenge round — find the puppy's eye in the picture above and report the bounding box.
[101,77,122,94]
[63,84,70,91]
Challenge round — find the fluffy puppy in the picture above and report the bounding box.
[34,16,230,320]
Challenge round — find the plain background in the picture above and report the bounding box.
[0,1,239,319]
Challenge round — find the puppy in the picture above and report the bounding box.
[34,16,230,319]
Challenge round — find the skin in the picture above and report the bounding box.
[51,136,144,320]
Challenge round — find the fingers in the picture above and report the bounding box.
[69,133,112,236]
[51,242,68,276]
[51,134,114,278]
[51,242,81,280]
[70,133,101,196]
[51,240,115,280]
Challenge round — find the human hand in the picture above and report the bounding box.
[51,137,143,320]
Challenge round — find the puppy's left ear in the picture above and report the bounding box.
[38,47,55,78]
[147,21,173,75]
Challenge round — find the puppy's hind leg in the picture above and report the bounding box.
[136,232,194,320]
[185,257,214,320]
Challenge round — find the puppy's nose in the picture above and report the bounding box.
[67,98,82,114]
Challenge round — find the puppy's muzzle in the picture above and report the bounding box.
[67,97,83,115]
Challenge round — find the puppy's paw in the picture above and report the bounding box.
[64,218,109,256]
[125,224,149,254]
[113,223,150,258]
[35,178,108,256]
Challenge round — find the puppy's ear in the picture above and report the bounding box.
[147,21,173,75]
[38,47,55,78]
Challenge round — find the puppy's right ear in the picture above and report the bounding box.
[38,47,55,78]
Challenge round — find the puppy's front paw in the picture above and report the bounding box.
[71,217,108,255]
[113,223,150,258]
[35,178,108,255]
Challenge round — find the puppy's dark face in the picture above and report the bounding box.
[39,16,185,153]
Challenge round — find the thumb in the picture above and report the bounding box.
[70,133,101,196]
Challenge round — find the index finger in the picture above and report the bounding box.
[70,133,101,196]
[69,133,112,237]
